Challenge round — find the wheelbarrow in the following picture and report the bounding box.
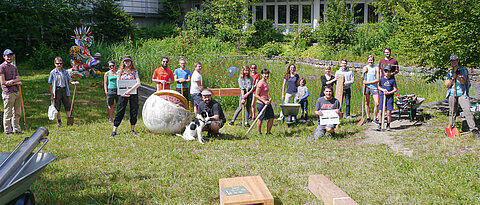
[394,95,425,121]
[280,103,301,124]
[0,127,54,204]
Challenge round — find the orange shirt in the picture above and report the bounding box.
[152,67,174,90]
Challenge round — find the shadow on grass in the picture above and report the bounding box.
[217,133,249,141]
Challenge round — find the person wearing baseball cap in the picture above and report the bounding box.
[197,90,226,138]
[0,49,23,135]
[444,54,479,138]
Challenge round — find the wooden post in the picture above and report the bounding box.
[308,175,358,205]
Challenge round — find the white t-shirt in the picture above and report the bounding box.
[190,70,202,94]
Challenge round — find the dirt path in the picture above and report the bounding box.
[357,117,418,157]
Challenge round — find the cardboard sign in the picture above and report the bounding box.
[319,110,340,125]
[117,79,137,95]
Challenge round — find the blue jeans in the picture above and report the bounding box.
[299,99,308,120]
[343,88,351,117]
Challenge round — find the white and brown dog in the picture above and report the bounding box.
[178,111,210,144]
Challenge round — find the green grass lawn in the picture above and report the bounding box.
[1,64,479,204]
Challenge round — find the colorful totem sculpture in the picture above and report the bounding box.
[69,26,101,78]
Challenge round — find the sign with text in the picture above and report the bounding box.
[117,79,137,95]
[319,110,340,125]
[221,186,250,196]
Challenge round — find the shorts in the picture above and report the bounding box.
[106,89,118,106]
[257,103,274,120]
[205,120,225,130]
[364,87,378,95]
[379,94,394,111]
[54,87,71,112]
[191,93,202,106]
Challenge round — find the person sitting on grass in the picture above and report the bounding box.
[296,77,309,122]
[314,85,341,140]
[198,90,226,138]
[378,65,398,131]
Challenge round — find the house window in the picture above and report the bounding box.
[290,5,299,24]
[256,6,264,20]
[354,3,364,24]
[278,5,286,24]
[267,5,275,20]
[368,4,379,23]
[302,5,311,23]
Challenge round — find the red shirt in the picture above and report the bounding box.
[250,72,261,94]
[152,67,174,90]
[378,58,399,78]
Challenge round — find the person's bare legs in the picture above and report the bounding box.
[364,94,370,119]
[266,118,274,134]
[257,119,263,134]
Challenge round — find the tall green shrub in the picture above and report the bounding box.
[248,19,283,48]
[91,0,134,43]
[314,0,355,47]
[184,8,218,37]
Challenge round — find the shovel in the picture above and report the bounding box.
[246,99,277,135]
[18,85,30,132]
[357,85,366,126]
[445,79,459,139]
[67,84,77,126]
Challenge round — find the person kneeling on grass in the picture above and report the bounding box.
[314,85,342,140]
[378,65,397,131]
[198,90,226,138]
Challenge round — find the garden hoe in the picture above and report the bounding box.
[445,79,459,139]
[67,84,77,126]
[357,85,366,126]
[18,85,30,132]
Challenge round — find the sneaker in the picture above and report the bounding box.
[58,121,62,127]
[473,129,479,138]
[109,118,113,123]
[372,119,379,124]
[109,131,117,138]
[366,118,372,123]
[345,116,351,119]
[130,130,138,136]
[377,124,383,131]
[277,116,284,121]
[6,132,14,136]
[386,124,391,131]
[228,121,234,126]
[244,123,250,128]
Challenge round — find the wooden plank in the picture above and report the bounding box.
[219,176,274,205]
[335,77,345,110]
[308,175,358,205]
[206,88,241,97]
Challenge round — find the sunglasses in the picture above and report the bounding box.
[162,61,169,63]
[109,65,115,67]
[55,63,63,65]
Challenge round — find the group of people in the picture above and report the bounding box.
[1,47,477,139]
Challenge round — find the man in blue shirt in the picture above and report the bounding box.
[174,58,191,101]
[444,55,478,138]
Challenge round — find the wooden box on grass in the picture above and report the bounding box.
[219,176,274,205]
[308,174,358,205]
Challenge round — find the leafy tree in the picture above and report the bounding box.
[0,0,89,58]
[158,0,185,25]
[248,19,283,48]
[209,0,258,49]
[374,0,480,81]
[91,0,134,43]
[315,0,355,47]
[184,8,218,38]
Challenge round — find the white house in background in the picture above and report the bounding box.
[116,0,380,31]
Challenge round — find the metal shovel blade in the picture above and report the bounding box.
[445,124,458,139]
[67,116,74,126]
